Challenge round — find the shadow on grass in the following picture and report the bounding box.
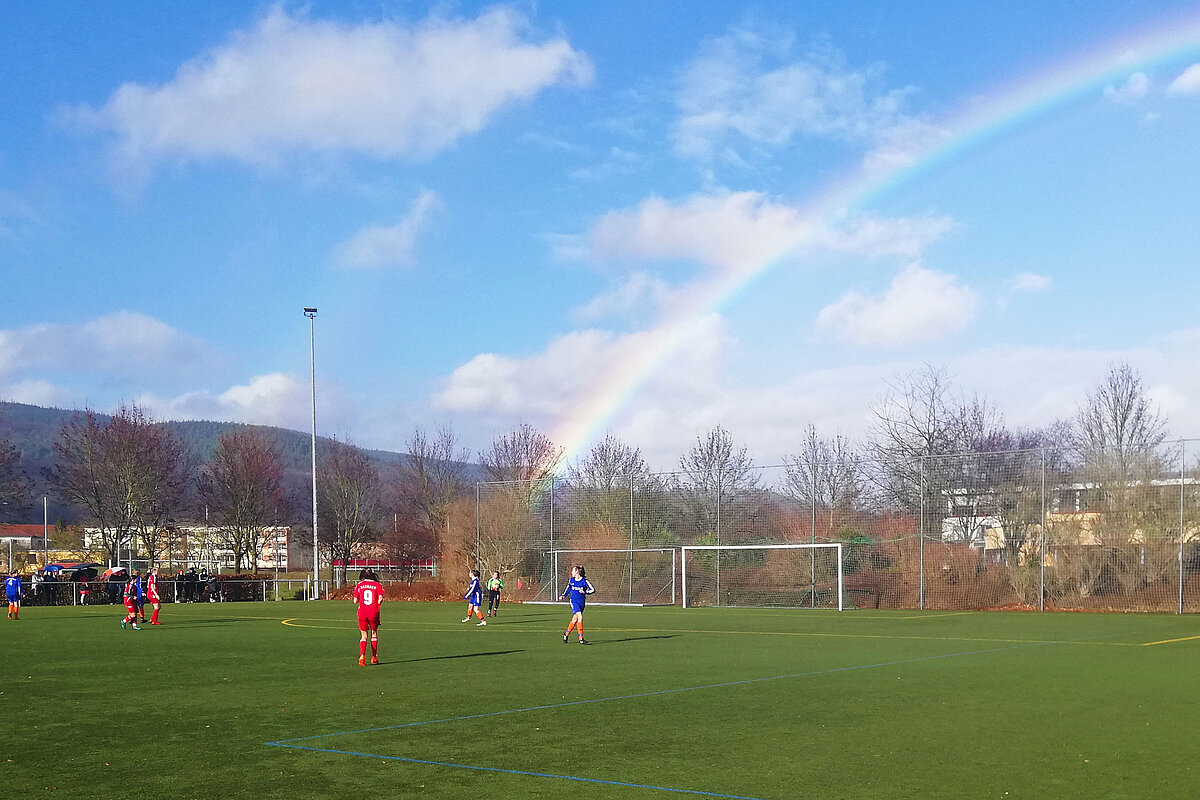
[151,617,269,627]
[592,635,678,645]
[384,649,525,665]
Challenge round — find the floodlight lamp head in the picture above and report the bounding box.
[303,307,317,317]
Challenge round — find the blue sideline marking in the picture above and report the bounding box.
[267,639,1062,797]
[265,743,769,800]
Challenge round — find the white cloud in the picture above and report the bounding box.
[572,273,677,323]
[0,312,211,378]
[585,191,811,271]
[0,379,76,408]
[423,316,1200,470]
[815,214,954,259]
[137,372,349,432]
[1167,63,1200,96]
[332,189,441,268]
[576,191,952,273]
[434,318,725,420]
[816,263,980,347]
[672,28,929,165]
[1010,272,1051,292]
[1103,72,1150,103]
[567,147,641,181]
[73,6,592,174]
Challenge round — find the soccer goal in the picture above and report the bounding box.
[526,548,677,606]
[680,543,845,610]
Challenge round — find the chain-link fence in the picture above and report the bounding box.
[458,439,1200,612]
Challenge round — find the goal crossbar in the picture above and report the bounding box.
[680,543,844,611]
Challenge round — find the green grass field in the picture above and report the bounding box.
[3,600,1198,799]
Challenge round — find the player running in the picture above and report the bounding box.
[146,567,162,625]
[462,569,486,626]
[121,571,142,630]
[560,565,595,644]
[486,571,503,617]
[352,568,385,666]
[6,570,24,620]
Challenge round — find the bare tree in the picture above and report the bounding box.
[46,406,192,566]
[563,434,650,535]
[867,364,1002,534]
[198,430,287,573]
[318,439,382,585]
[1068,362,1172,595]
[479,423,563,489]
[568,434,649,491]
[1071,361,1168,480]
[116,415,195,568]
[783,425,864,535]
[0,436,32,522]
[676,426,759,540]
[395,425,469,539]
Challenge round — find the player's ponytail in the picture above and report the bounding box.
[577,566,586,579]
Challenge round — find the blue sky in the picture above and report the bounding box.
[2,1,1200,469]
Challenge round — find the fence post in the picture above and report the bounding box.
[919,457,925,611]
[629,475,635,604]
[715,472,721,607]
[1040,448,1046,613]
[811,467,817,609]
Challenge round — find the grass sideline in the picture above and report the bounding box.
[3,601,1198,799]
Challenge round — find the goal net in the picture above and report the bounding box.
[527,548,676,606]
[681,543,845,610]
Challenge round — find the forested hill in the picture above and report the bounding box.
[0,400,463,523]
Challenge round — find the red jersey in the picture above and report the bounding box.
[353,580,384,614]
[147,574,160,602]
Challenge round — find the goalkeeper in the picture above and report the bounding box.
[486,571,503,617]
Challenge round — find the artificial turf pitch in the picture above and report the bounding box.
[2,601,1197,799]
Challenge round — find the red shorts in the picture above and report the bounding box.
[358,613,380,632]
[148,592,160,604]
[123,599,137,614]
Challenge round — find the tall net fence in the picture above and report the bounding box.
[459,439,1200,612]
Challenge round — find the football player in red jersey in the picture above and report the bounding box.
[352,568,385,665]
[146,566,163,625]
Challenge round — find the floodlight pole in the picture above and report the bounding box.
[304,307,319,599]
[43,495,48,567]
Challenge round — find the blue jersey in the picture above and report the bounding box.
[562,576,595,612]
[5,576,22,601]
[464,577,482,603]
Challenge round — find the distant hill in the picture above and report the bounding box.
[0,401,478,524]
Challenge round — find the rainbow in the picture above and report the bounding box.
[552,11,1200,465]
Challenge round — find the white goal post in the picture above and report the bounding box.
[526,548,677,606]
[681,543,844,611]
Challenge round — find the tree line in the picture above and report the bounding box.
[0,360,1181,575]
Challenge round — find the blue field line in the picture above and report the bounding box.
[267,639,1054,747]
[265,743,769,800]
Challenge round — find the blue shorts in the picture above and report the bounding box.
[570,601,586,614]
[467,592,482,606]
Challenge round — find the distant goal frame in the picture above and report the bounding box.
[680,542,845,611]
[525,548,678,607]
